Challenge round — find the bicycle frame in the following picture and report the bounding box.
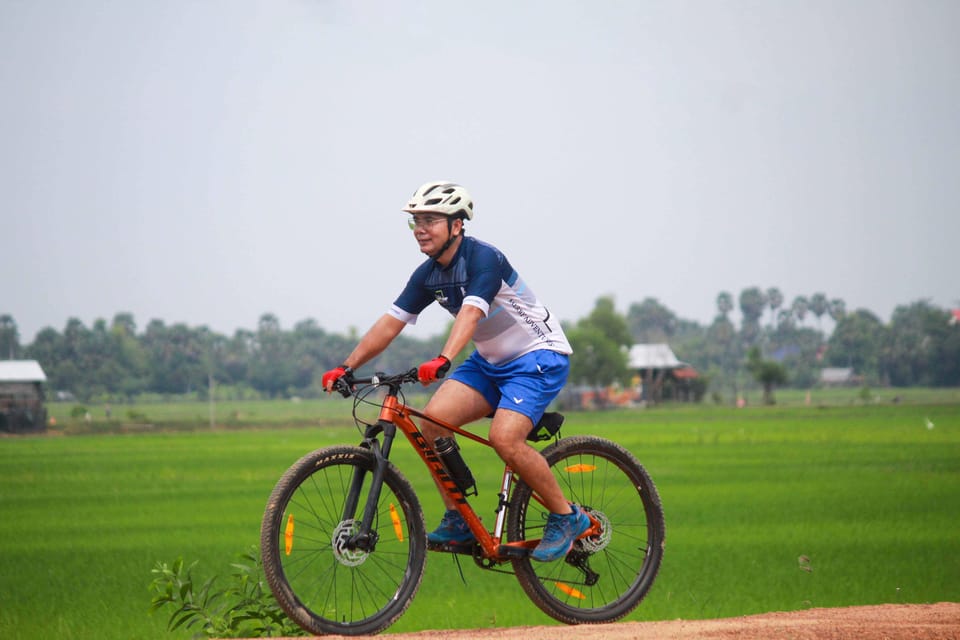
[345,377,589,561]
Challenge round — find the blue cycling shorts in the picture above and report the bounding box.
[449,349,569,425]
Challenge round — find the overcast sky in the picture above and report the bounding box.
[3,1,958,343]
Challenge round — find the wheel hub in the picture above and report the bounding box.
[332,519,369,566]
[579,507,612,553]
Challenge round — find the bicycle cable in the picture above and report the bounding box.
[350,378,410,433]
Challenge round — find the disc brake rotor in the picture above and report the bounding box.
[579,508,612,553]
[332,519,369,566]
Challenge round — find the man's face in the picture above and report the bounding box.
[409,213,450,255]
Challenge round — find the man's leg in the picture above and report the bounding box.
[421,379,492,510]
[490,408,592,562]
[488,408,571,514]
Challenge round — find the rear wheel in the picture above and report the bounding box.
[507,436,665,624]
[260,446,427,636]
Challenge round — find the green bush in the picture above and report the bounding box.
[149,547,304,638]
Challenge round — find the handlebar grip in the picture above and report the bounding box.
[333,375,354,397]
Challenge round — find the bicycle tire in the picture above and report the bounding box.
[507,435,665,624]
[260,445,427,636]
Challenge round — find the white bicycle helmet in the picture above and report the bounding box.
[402,181,474,220]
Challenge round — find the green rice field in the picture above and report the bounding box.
[1,393,958,639]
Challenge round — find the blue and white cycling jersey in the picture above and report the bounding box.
[389,236,572,366]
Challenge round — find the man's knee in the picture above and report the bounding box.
[489,412,533,455]
[488,428,516,453]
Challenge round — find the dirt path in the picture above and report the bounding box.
[299,602,960,640]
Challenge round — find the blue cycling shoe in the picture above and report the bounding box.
[531,504,591,562]
[427,509,476,545]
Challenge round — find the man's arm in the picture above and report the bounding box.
[438,305,485,361]
[342,314,407,369]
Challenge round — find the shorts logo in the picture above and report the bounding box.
[512,397,524,404]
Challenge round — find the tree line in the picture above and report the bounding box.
[1,288,958,403]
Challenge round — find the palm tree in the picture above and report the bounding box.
[716,292,734,319]
[766,288,783,328]
[739,287,767,349]
[791,296,809,326]
[810,293,829,331]
[777,308,794,329]
[828,298,846,322]
[0,314,19,359]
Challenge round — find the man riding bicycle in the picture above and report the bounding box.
[322,181,589,562]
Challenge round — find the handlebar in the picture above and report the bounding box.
[333,367,420,397]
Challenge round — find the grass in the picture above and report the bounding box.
[1,398,958,639]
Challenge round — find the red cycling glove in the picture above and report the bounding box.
[322,366,350,392]
[417,355,451,385]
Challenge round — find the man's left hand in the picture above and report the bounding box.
[418,355,451,385]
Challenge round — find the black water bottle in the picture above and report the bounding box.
[434,436,477,496]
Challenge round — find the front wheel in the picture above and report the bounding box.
[260,445,427,636]
[507,436,665,624]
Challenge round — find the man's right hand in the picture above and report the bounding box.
[322,366,351,393]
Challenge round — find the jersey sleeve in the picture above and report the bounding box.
[389,260,436,324]
[462,244,504,315]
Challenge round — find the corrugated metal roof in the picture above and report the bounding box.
[628,344,684,369]
[0,360,47,382]
[820,367,854,383]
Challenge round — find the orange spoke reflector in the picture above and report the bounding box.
[564,463,597,473]
[555,582,586,599]
[284,514,295,556]
[389,503,404,542]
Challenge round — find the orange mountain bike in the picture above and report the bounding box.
[260,368,665,636]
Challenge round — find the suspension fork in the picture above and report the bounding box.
[343,419,398,551]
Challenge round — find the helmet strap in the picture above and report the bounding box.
[429,217,463,260]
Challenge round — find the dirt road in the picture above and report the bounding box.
[301,602,959,640]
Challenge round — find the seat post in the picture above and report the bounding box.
[492,465,514,541]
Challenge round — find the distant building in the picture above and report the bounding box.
[0,360,48,433]
[628,344,700,403]
[950,309,960,325]
[819,367,860,386]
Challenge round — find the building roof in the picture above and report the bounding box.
[820,367,854,383]
[628,344,685,369]
[673,366,700,379]
[0,360,47,383]
[950,309,960,325]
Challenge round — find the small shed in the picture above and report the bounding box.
[628,344,699,403]
[819,367,860,386]
[0,360,48,433]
